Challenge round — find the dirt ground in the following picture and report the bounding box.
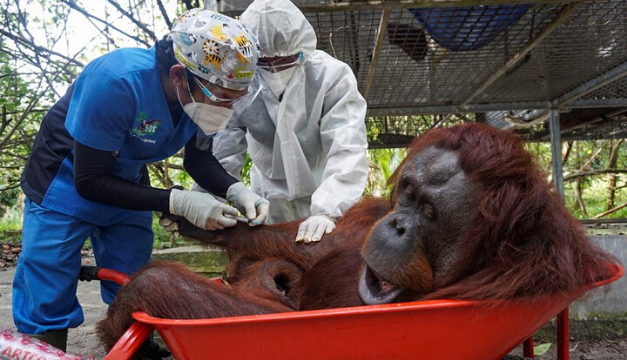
[508,340,627,360]
[1,257,626,359]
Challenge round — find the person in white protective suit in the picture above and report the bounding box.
[205,0,369,243]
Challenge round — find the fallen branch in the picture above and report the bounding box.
[564,169,627,182]
[593,202,627,219]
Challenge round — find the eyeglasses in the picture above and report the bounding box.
[194,77,246,105]
[257,53,303,73]
[192,76,263,114]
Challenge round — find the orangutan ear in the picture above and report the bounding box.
[169,64,188,87]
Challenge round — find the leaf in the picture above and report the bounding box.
[534,343,552,356]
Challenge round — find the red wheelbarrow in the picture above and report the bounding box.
[82,263,622,360]
[1,264,620,360]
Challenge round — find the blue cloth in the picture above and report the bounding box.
[410,5,531,51]
[13,198,153,334]
[41,47,197,226]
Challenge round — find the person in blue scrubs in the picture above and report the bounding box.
[13,9,268,354]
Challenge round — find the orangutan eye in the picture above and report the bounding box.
[422,204,435,220]
[402,184,417,203]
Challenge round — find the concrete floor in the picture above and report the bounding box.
[0,256,108,358]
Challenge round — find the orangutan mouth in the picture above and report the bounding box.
[358,265,404,305]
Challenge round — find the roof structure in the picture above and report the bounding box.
[206,0,627,146]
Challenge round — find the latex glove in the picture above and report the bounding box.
[226,182,270,226]
[169,188,239,230]
[295,215,336,243]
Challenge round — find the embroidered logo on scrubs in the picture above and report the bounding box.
[131,111,160,144]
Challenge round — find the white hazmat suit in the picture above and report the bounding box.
[211,0,369,238]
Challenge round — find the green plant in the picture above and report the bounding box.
[365,148,406,197]
[534,342,551,356]
[240,154,253,187]
[0,206,23,243]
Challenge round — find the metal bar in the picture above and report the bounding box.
[369,127,627,148]
[368,142,413,149]
[580,218,627,225]
[459,2,580,108]
[549,109,565,196]
[363,7,391,99]
[206,0,580,14]
[523,337,535,359]
[553,61,627,107]
[558,108,627,135]
[569,98,627,109]
[561,130,627,142]
[557,309,570,360]
[365,98,627,117]
[539,108,627,141]
[366,101,554,116]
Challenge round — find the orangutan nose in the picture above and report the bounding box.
[363,212,415,266]
[392,213,411,237]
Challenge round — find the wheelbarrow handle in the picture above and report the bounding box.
[79,266,154,360]
[104,320,155,360]
[79,265,131,286]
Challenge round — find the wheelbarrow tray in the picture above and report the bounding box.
[111,264,622,360]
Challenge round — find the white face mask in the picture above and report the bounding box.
[259,67,297,99]
[177,85,234,135]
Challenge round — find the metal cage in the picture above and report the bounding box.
[206,0,627,145]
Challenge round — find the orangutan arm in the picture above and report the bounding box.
[162,198,391,269]
[163,214,325,261]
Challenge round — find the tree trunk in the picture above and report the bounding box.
[163,159,172,189]
[594,201,627,219]
[562,141,573,167]
[606,139,624,211]
[575,177,587,216]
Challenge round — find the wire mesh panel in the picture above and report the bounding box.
[562,115,627,140]
[209,0,627,110]
[581,74,627,100]
[483,0,627,104]
[305,10,381,90]
[206,0,627,143]
[503,107,627,140]
[399,4,558,107]
[306,2,589,109]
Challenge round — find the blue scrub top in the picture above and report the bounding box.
[39,47,197,226]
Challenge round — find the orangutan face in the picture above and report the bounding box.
[359,146,476,305]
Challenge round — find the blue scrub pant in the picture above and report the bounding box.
[12,198,153,334]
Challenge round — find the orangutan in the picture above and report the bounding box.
[97,123,617,356]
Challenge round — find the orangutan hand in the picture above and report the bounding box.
[157,213,180,238]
